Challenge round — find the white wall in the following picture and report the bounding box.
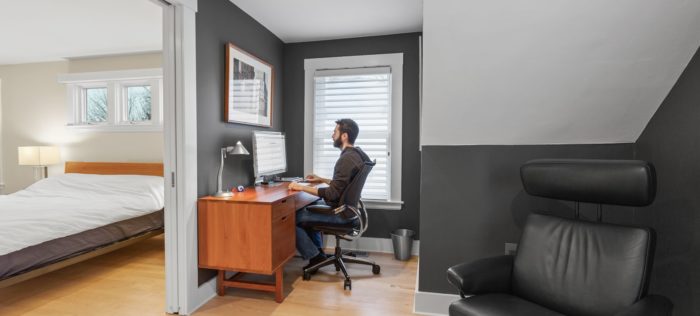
[421,0,700,146]
[0,53,163,194]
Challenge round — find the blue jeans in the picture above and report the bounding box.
[295,206,358,260]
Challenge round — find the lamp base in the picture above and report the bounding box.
[214,191,233,198]
[33,166,48,182]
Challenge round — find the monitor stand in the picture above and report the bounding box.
[260,175,280,186]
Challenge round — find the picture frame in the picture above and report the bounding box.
[225,43,273,127]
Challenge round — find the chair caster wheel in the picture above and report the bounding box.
[303,271,311,281]
[344,279,352,290]
[372,265,381,275]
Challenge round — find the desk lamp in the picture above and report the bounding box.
[215,141,249,197]
[18,146,61,181]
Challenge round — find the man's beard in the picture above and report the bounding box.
[333,137,343,149]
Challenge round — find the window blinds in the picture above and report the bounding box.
[313,67,392,201]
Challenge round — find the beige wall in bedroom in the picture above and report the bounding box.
[0,79,3,193]
[0,52,163,194]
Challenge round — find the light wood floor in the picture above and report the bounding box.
[0,235,166,315]
[196,252,418,316]
[0,236,418,315]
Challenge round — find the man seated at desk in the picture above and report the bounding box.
[288,118,370,270]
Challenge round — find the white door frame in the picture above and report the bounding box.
[160,2,179,313]
[160,0,217,314]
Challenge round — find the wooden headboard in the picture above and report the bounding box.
[64,161,164,177]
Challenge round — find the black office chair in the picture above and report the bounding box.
[300,160,380,290]
[446,159,673,316]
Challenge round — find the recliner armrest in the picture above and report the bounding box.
[446,255,513,297]
[614,295,673,316]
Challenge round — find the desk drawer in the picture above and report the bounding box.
[272,198,295,221]
[271,207,295,268]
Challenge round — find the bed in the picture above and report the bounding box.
[0,161,165,288]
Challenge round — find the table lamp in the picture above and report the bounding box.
[18,146,61,181]
[215,141,250,197]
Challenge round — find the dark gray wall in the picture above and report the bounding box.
[634,47,700,316]
[419,144,635,294]
[196,0,283,284]
[283,33,422,239]
[196,0,284,197]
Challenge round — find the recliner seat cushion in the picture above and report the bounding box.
[449,293,564,316]
[512,214,653,316]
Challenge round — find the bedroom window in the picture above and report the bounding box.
[304,54,404,210]
[85,87,108,123]
[125,85,152,122]
[59,68,162,132]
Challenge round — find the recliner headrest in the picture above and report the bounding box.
[520,159,656,206]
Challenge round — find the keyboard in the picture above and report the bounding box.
[278,177,303,182]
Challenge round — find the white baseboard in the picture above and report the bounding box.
[322,236,420,256]
[413,290,461,316]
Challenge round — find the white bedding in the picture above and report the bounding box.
[0,173,164,256]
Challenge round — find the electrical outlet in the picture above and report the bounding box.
[505,243,518,256]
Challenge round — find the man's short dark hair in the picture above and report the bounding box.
[335,119,359,144]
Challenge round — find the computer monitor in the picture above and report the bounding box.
[252,131,287,182]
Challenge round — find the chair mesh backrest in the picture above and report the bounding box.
[339,160,375,232]
[339,160,375,208]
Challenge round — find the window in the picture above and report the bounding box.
[313,68,392,200]
[59,69,162,132]
[85,87,108,123]
[125,85,152,122]
[304,54,403,210]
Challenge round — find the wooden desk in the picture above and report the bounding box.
[197,183,319,302]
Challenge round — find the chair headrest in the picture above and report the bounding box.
[520,159,656,206]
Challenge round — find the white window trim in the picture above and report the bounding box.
[58,68,163,132]
[304,53,404,210]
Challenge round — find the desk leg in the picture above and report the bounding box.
[217,270,225,296]
[274,267,284,303]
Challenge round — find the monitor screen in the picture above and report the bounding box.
[253,131,287,177]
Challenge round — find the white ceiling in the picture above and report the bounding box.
[421,0,700,145]
[229,0,423,43]
[0,0,162,65]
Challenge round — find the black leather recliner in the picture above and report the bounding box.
[447,159,673,316]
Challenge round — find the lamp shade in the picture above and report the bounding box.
[18,146,61,166]
[230,141,250,155]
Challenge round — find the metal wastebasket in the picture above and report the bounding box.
[391,229,415,261]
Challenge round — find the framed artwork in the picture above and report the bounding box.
[225,43,273,127]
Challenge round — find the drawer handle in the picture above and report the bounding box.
[280,215,289,222]
[280,199,287,204]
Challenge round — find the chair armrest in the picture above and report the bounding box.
[615,295,673,316]
[446,255,513,297]
[306,204,334,215]
[307,204,360,221]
